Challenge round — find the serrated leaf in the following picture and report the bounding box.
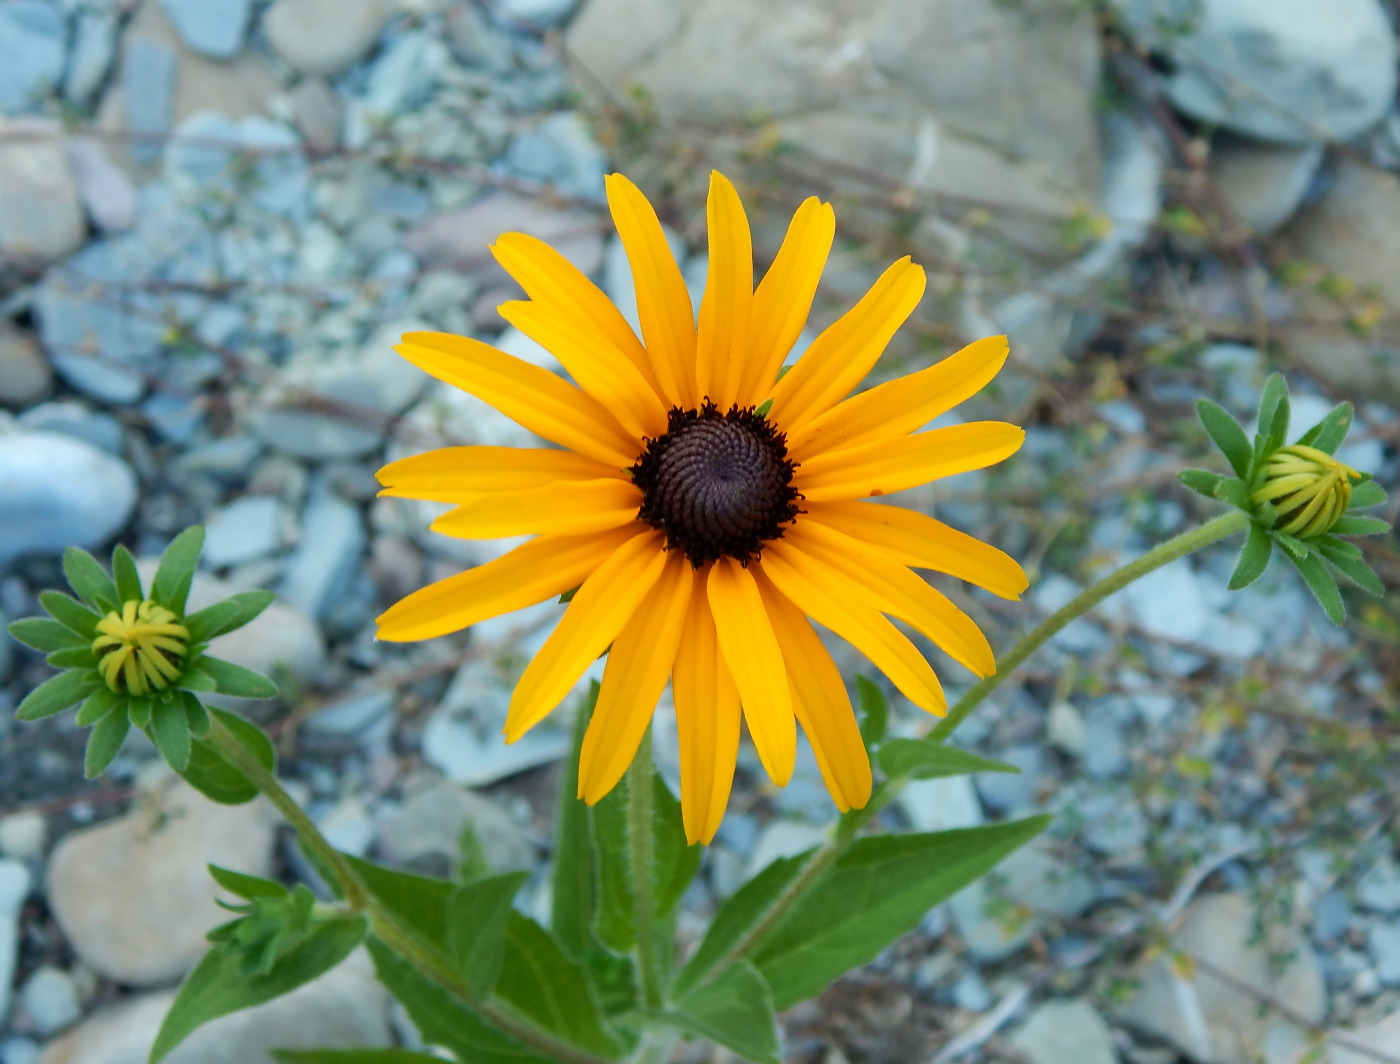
[1331,515,1392,536]
[447,871,528,1000]
[1228,524,1273,590]
[1256,373,1291,456]
[1213,477,1251,510]
[877,739,1019,780]
[179,709,276,805]
[85,708,130,778]
[751,818,1050,1010]
[856,676,888,748]
[40,590,101,638]
[63,547,119,612]
[1273,531,1310,560]
[553,682,598,962]
[209,864,286,901]
[152,527,205,615]
[7,617,87,653]
[76,686,123,726]
[1296,401,1353,454]
[17,670,100,721]
[199,656,278,700]
[183,691,211,738]
[1293,551,1345,625]
[1316,541,1386,596]
[346,857,453,943]
[46,646,97,669]
[112,544,143,605]
[1177,469,1225,499]
[1349,480,1388,510]
[185,591,277,645]
[149,916,367,1063]
[274,1053,454,1064]
[670,961,778,1064]
[1196,400,1252,478]
[151,696,192,771]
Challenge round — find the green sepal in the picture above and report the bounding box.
[1213,477,1251,510]
[127,697,152,728]
[1292,551,1345,625]
[208,864,286,901]
[178,708,276,805]
[1196,399,1252,479]
[1177,469,1225,499]
[85,708,130,778]
[76,686,123,726]
[46,646,98,669]
[856,676,888,749]
[754,397,775,418]
[197,656,279,699]
[7,617,87,653]
[40,590,102,638]
[1296,401,1353,454]
[1255,373,1291,459]
[1331,515,1392,536]
[151,696,192,771]
[184,591,276,645]
[63,547,119,613]
[447,871,529,1000]
[111,544,143,605]
[180,668,218,693]
[1228,524,1273,590]
[183,691,211,738]
[1272,531,1310,560]
[1316,539,1385,596]
[152,527,205,615]
[1349,480,1388,510]
[668,961,778,1064]
[16,670,100,721]
[877,739,1020,780]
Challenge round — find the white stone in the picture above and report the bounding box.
[158,0,253,59]
[201,495,284,569]
[1331,1008,1400,1064]
[0,118,85,268]
[1209,138,1322,238]
[1117,557,1211,644]
[1047,701,1087,757]
[0,812,46,861]
[377,779,535,873]
[1010,999,1117,1064]
[899,773,984,832]
[315,796,376,858]
[18,967,81,1036]
[491,0,578,26]
[62,137,136,234]
[263,0,397,76]
[0,860,32,1023]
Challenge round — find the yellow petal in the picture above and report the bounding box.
[506,531,666,741]
[760,545,946,714]
[695,171,753,410]
[794,421,1025,502]
[766,257,925,431]
[377,447,621,504]
[739,197,835,405]
[605,173,697,409]
[431,479,642,539]
[578,552,693,804]
[783,522,994,677]
[491,231,659,389]
[753,570,871,813]
[672,566,742,844]
[395,331,640,467]
[787,335,1009,458]
[376,526,634,642]
[707,557,795,787]
[499,300,668,440]
[805,500,1027,600]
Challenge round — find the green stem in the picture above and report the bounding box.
[204,718,617,1064]
[628,727,665,1011]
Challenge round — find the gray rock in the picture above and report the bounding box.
[17,402,125,454]
[491,0,579,26]
[166,112,311,217]
[0,860,31,1022]
[288,77,342,153]
[0,118,85,269]
[158,0,252,59]
[1358,857,1400,915]
[63,8,118,106]
[202,495,284,569]
[1311,889,1351,945]
[2,1038,39,1064]
[1370,921,1400,986]
[0,812,46,861]
[446,0,515,74]
[1331,1009,1400,1064]
[0,1,65,115]
[263,0,397,76]
[1117,558,1211,644]
[46,778,277,986]
[17,967,81,1036]
[378,779,535,873]
[278,484,366,620]
[121,38,177,166]
[1082,706,1128,780]
[975,744,1043,814]
[1119,893,1325,1064]
[950,970,992,1012]
[0,322,52,408]
[899,773,986,833]
[1081,793,1148,856]
[745,820,828,879]
[63,137,137,234]
[503,111,607,201]
[0,431,137,564]
[1209,137,1322,237]
[1010,1000,1117,1064]
[1047,701,1087,758]
[35,951,391,1064]
[1114,0,1394,144]
[347,31,448,136]
[950,841,1096,962]
[302,687,395,746]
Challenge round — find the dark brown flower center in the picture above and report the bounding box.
[631,401,800,567]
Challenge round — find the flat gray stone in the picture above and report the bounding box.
[950,841,1096,962]
[0,117,85,269]
[0,322,52,408]
[158,0,252,58]
[202,495,284,569]
[0,861,31,1024]
[1358,857,1400,915]
[0,1,65,115]
[279,485,365,619]
[63,8,118,105]
[1011,1000,1116,1064]
[378,779,535,874]
[263,0,396,76]
[1209,137,1323,237]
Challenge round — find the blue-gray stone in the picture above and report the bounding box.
[17,402,124,455]
[0,1,65,115]
[63,8,119,105]
[1370,921,1400,986]
[1312,890,1352,945]
[975,744,1043,814]
[139,392,203,444]
[122,39,177,166]
[279,484,365,619]
[202,495,283,569]
[159,0,253,59]
[0,432,137,563]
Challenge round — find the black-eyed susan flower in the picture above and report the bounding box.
[376,171,1027,844]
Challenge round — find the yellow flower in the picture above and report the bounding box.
[1252,444,1359,538]
[93,599,189,696]
[376,172,1026,843]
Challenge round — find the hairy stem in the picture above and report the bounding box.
[629,726,665,1011]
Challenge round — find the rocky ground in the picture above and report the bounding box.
[2,1,1400,1062]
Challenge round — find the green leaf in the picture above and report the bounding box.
[751,818,1050,1010]
[1256,373,1291,456]
[17,670,100,721]
[63,547,119,612]
[112,544,143,605]
[653,772,700,918]
[367,939,554,1064]
[183,691,211,739]
[181,668,218,693]
[1273,531,1310,560]
[1349,480,1388,510]
[670,961,779,1064]
[179,709,276,805]
[76,686,123,726]
[1316,540,1386,596]
[1228,524,1273,590]
[496,913,623,1059]
[149,916,367,1063]
[152,527,205,615]
[46,647,97,669]
[1296,401,1353,454]
[1177,469,1225,499]
[1213,477,1251,510]
[274,1053,454,1064]
[856,676,888,748]
[151,696,192,772]
[346,857,453,943]
[1292,551,1345,626]
[1196,399,1252,478]
[185,591,277,645]
[877,739,1019,781]
[7,617,87,653]
[85,708,130,778]
[40,590,102,638]
[198,656,278,699]
[447,871,528,1000]
[553,682,599,961]
[208,864,287,901]
[128,697,152,728]
[1331,515,1392,536]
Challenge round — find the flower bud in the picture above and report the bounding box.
[92,599,190,695]
[1251,444,1360,538]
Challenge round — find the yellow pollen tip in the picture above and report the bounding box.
[92,599,189,695]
